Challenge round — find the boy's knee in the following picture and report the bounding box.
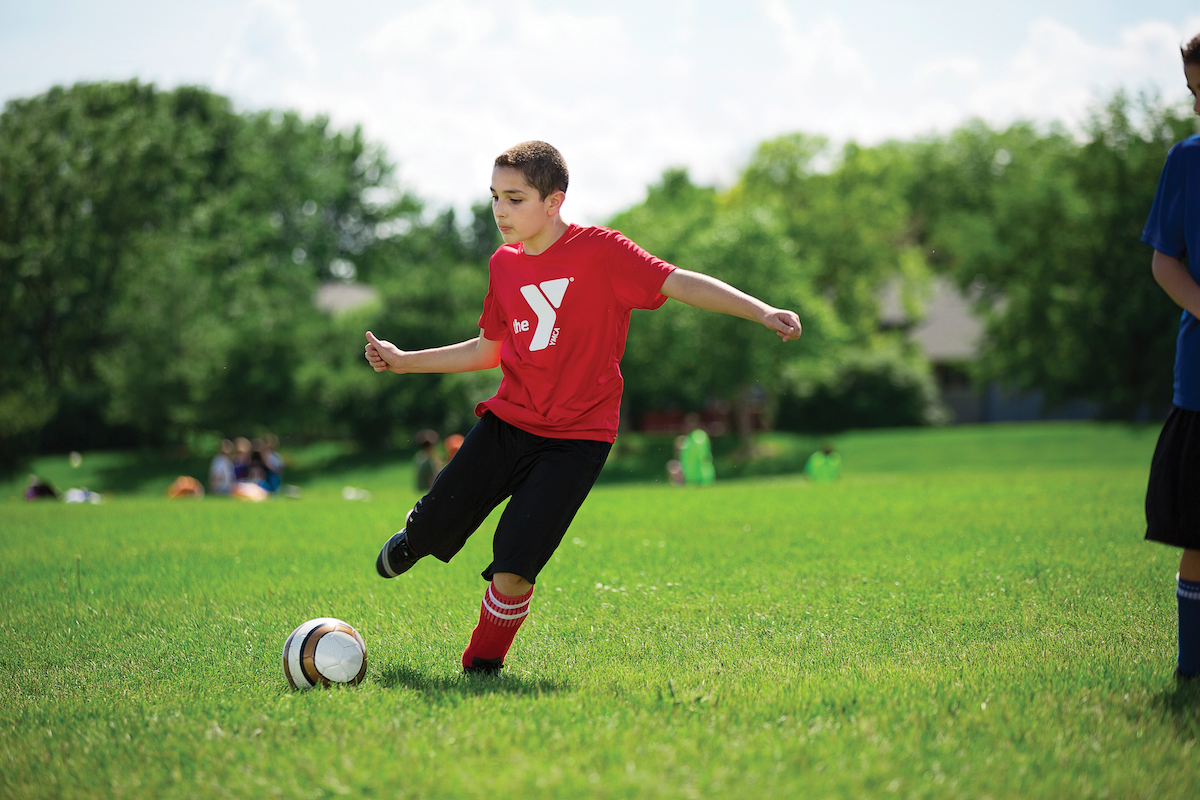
[492,572,532,597]
[1181,549,1200,582]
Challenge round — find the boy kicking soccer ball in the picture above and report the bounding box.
[364,141,801,674]
[1142,33,1200,682]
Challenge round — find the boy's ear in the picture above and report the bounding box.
[545,189,565,215]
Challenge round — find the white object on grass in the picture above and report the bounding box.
[281,617,367,690]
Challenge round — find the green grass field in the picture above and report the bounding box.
[3,422,1197,799]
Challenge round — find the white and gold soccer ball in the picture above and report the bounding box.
[281,617,367,690]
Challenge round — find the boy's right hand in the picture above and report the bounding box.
[365,331,406,373]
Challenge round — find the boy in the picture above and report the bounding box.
[364,141,801,674]
[1142,33,1200,681]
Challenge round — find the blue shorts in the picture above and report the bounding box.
[404,412,612,583]
[1146,405,1200,550]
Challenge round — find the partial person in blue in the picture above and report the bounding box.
[1141,31,1200,683]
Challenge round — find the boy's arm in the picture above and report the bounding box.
[364,330,502,374]
[660,269,801,342]
[1152,251,1200,318]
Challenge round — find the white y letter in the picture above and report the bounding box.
[520,285,557,351]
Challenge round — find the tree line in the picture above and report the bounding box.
[1,81,1195,467]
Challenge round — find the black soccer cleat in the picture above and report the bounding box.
[375,528,422,578]
[463,656,503,676]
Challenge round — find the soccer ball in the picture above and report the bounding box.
[281,617,367,690]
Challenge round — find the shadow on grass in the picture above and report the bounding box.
[377,663,571,696]
[284,449,411,486]
[597,432,817,485]
[92,452,211,495]
[1150,679,1200,738]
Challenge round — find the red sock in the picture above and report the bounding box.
[461,583,533,669]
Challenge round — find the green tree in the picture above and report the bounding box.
[300,202,501,447]
[735,134,931,338]
[610,130,948,436]
[910,94,1199,418]
[0,81,396,461]
[610,168,847,435]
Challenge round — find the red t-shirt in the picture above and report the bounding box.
[476,224,676,442]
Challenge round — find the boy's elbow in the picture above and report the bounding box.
[476,339,501,370]
[1152,250,1183,276]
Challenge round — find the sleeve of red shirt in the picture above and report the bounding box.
[605,229,676,310]
[477,258,508,340]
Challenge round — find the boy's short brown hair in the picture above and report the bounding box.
[494,141,569,200]
[1183,33,1200,66]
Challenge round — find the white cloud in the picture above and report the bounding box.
[212,0,690,221]
[214,0,319,103]
[196,2,1200,222]
[959,17,1180,127]
[742,6,875,141]
[766,3,873,88]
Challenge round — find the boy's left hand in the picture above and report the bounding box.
[365,331,407,373]
[763,309,802,342]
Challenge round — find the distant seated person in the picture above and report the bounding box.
[225,435,282,500]
[243,439,281,493]
[208,438,236,495]
[245,447,268,487]
[24,475,60,501]
[804,444,842,483]
[260,433,284,491]
[413,429,443,492]
[232,437,253,481]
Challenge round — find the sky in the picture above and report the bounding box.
[3,0,1199,223]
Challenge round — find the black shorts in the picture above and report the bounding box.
[1146,405,1200,550]
[403,412,612,584]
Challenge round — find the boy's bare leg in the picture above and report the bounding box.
[1180,549,1200,581]
[492,572,532,596]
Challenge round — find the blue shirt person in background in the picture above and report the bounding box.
[1141,32,1200,682]
[208,439,235,495]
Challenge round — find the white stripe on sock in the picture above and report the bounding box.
[485,606,530,621]
[1179,581,1200,601]
[487,586,531,610]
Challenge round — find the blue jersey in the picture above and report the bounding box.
[1143,134,1200,410]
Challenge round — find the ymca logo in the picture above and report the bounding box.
[515,278,571,351]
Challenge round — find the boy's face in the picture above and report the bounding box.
[490,166,563,246]
[1188,62,1200,116]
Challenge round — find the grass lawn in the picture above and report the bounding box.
[2,422,1197,798]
